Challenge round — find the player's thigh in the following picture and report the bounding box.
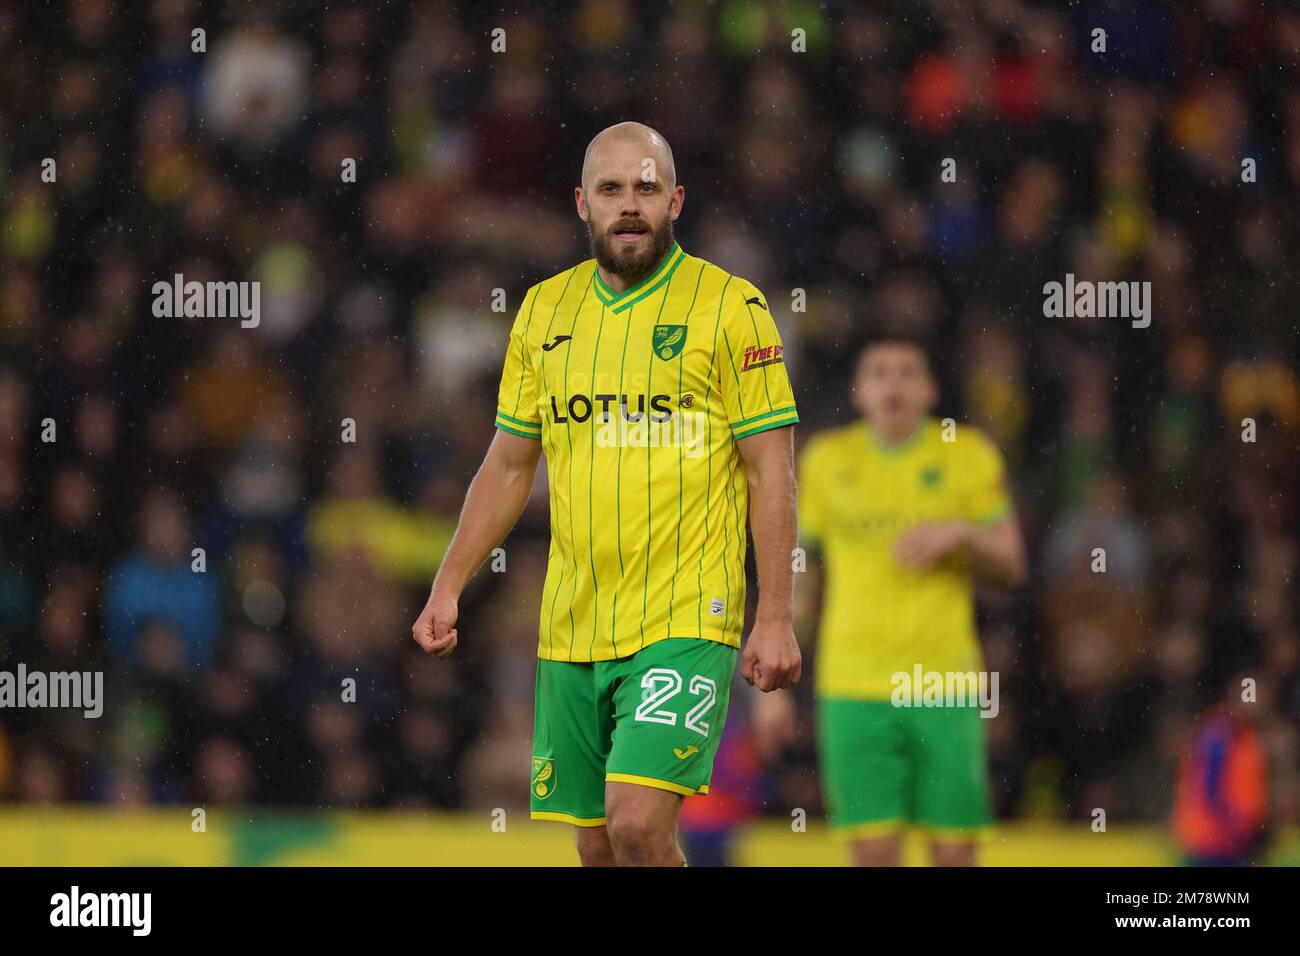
[530,658,609,826]
[817,697,908,833]
[604,637,738,797]
[908,704,992,833]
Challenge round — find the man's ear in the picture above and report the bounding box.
[575,186,588,222]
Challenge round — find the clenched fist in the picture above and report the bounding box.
[412,589,459,658]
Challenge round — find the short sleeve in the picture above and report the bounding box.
[494,288,542,440]
[963,432,1012,526]
[719,280,799,441]
[796,438,826,547]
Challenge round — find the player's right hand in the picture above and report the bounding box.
[412,588,459,658]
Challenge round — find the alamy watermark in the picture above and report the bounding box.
[1042,273,1150,328]
[890,666,999,718]
[151,273,260,328]
[50,886,151,936]
[0,664,103,718]
[594,408,706,457]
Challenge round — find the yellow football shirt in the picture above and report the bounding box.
[798,418,1012,700]
[495,243,799,662]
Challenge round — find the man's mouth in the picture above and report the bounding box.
[611,224,648,245]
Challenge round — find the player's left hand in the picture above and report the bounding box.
[893,521,970,570]
[412,587,459,658]
[741,619,802,692]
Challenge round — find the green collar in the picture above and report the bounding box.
[866,420,928,456]
[592,242,686,313]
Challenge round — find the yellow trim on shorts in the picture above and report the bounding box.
[919,823,994,841]
[605,773,698,797]
[530,811,608,827]
[832,817,904,840]
[833,819,993,841]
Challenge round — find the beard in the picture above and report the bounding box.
[587,213,675,286]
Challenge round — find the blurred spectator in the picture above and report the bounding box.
[103,487,219,671]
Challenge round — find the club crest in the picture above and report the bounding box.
[531,756,556,800]
[652,324,687,360]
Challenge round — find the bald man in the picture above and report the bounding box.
[413,122,802,866]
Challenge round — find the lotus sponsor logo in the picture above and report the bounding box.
[548,393,674,424]
[544,393,705,456]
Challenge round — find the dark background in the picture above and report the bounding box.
[0,0,1296,845]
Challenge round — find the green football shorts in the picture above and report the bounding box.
[530,637,739,827]
[818,697,992,838]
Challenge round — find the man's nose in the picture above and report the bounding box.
[618,188,643,214]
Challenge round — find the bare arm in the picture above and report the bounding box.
[894,515,1027,588]
[736,425,802,691]
[412,430,542,657]
[962,516,1026,586]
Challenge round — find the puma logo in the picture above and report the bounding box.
[744,297,767,310]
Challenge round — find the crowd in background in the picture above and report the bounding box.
[0,0,1297,841]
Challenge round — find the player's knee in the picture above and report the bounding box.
[574,826,616,867]
[605,810,666,861]
[931,841,977,867]
[851,835,901,867]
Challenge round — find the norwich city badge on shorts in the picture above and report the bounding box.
[652,324,687,360]
[531,756,556,800]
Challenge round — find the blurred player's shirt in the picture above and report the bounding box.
[798,419,1010,699]
[495,244,798,661]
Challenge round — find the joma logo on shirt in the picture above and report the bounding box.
[549,393,674,424]
[741,343,783,372]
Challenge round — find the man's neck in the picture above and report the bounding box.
[868,419,925,449]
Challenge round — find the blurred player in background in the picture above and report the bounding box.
[760,335,1025,866]
[412,122,801,866]
[1172,667,1271,866]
